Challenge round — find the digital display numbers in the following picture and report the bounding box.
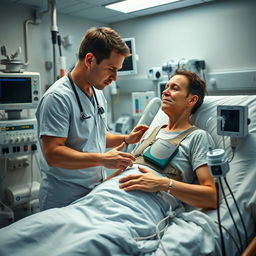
[3,124,34,131]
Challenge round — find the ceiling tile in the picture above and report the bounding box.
[16,0,47,9]
[58,2,92,14]
[78,0,118,5]
[72,5,120,19]
[100,13,138,24]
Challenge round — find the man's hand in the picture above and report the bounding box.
[119,166,168,192]
[125,125,149,145]
[101,142,135,170]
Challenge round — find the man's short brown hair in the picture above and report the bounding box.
[78,27,130,64]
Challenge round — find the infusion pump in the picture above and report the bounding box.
[0,118,37,158]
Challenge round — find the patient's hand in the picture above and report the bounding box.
[119,166,169,192]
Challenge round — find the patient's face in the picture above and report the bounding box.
[161,74,194,115]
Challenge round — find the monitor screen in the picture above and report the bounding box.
[0,77,32,104]
[0,72,40,111]
[157,81,168,98]
[217,105,248,137]
[118,38,137,76]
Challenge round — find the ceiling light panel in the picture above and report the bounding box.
[105,0,180,13]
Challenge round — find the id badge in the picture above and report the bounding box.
[143,139,179,169]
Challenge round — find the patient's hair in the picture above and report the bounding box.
[174,69,207,114]
[78,27,130,64]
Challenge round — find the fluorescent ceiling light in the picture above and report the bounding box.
[105,0,181,13]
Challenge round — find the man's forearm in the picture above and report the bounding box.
[44,145,102,169]
[105,132,127,148]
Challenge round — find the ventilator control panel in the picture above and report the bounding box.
[0,118,37,158]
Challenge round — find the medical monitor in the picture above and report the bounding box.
[118,38,137,76]
[157,81,168,98]
[0,72,40,111]
[217,105,248,137]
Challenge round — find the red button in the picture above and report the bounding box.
[24,145,28,151]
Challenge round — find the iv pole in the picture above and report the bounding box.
[50,0,58,82]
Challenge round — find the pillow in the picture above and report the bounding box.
[151,95,256,157]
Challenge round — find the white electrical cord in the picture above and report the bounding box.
[34,153,42,179]
[27,153,34,213]
[133,208,183,255]
[0,157,8,187]
[0,157,14,223]
[205,115,226,151]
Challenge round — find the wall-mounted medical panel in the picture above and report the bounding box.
[206,70,256,91]
[117,77,154,94]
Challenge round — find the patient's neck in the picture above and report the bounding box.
[165,115,192,132]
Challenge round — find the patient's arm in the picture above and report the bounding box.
[119,164,217,209]
[165,164,217,209]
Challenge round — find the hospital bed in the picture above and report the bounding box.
[0,95,255,256]
[148,95,256,255]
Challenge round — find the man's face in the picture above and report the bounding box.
[87,50,125,90]
[161,74,195,115]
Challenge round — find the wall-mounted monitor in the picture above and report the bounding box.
[157,80,168,98]
[118,38,137,76]
[0,72,40,111]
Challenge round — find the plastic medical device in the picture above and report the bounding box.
[207,148,229,177]
[217,105,249,138]
[207,105,249,177]
[206,115,229,177]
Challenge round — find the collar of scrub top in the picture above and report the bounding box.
[67,72,105,121]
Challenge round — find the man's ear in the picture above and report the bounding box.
[85,53,94,66]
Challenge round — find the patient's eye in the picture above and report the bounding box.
[171,85,179,91]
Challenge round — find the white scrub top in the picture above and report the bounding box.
[35,75,107,189]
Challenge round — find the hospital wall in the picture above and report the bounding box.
[0,1,107,208]
[110,0,256,122]
[0,1,106,93]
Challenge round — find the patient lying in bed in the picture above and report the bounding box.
[0,70,219,255]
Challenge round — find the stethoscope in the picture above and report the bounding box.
[67,72,105,121]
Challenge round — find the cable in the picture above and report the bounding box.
[228,137,237,163]
[224,177,248,247]
[216,180,226,256]
[156,215,169,256]
[27,153,34,214]
[219,178,243,253]
[57,33,62,57]
[134,215,170,241]
[214,221,241,254]
[133,209,184,256]
[0,157,8,186]
[133,214,171,256]
[34,153,42,179]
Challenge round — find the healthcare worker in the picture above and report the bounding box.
[36,27,148,210]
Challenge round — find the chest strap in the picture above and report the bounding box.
[133,126,198,181]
